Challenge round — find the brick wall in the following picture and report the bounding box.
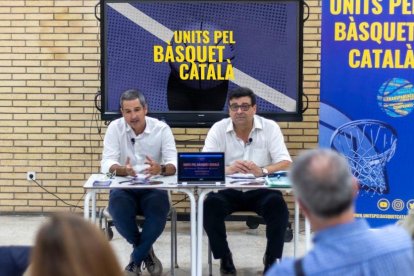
[0,0,321,216]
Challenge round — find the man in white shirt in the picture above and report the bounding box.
[101,89,177,276]
[203,87,292,275]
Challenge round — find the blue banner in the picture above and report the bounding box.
[320,1,414,226]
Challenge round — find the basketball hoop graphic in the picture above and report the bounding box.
[330,120,398,195]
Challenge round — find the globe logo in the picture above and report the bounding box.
[377,78,414,117]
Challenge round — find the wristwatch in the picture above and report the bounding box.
[160,165,166,176]
[261,167,269,176]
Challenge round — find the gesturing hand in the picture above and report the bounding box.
[125,157,137,177]
[144,155,161,176]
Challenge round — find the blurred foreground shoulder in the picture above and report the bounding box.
[265,258,295,276]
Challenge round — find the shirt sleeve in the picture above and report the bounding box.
[268,121,292,163]
[160,125,178,168]
[202,124,222,152]
[100,123,121,173]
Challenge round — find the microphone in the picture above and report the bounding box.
[246,138,253,145]
[131,138,135,145]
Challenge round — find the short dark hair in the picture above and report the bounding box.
[228,87,256,106]
[119,89,147,109]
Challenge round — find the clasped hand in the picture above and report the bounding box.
[228,160,262,177]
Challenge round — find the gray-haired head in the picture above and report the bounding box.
[290,148,355,218]
[119,89,147,110]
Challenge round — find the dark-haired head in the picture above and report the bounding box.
[228,87,256,107]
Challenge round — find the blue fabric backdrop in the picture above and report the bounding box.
[319,1,414,226]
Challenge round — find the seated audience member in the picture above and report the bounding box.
[203,87,291,275]
[0,246,31,276]
[101,89,177,276]
[28,213,122,276]
[266,149,414,276]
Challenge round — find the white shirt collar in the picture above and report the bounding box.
[125,117,151,136]
[225,115,263,134]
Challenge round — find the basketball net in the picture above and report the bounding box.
[330,120,398,195]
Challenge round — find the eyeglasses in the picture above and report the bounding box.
[229,104,252,112]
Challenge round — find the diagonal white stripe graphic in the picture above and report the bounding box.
[108,3,297,111]
[233,68,297,111]
[108,3,173,42]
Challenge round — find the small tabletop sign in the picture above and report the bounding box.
[92,180,112,187]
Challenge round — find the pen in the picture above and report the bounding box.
[230,180,249,184]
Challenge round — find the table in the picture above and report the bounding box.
[83,174,197,276]
[195,183,310,276]
[83,174,310,276]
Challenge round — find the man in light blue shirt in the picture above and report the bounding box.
[267,149,414,276]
